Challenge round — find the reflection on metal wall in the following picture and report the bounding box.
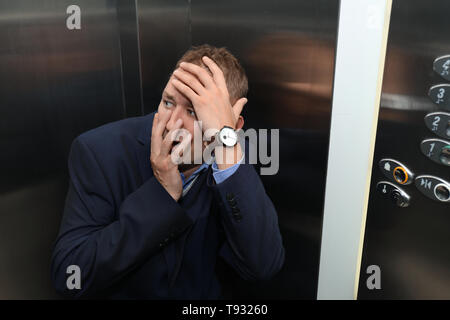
[137,0,191,114]
[0,0,126,298]
[138,0,339,298]
[359,0,450,299]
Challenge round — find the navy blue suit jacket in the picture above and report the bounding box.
[50,112,285,299]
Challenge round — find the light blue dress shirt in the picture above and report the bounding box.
[179,155,244,196]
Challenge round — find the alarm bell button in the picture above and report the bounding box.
[377,181,411,207]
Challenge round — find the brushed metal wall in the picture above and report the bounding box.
[138,0,339,299]
[359,0,450,299]
[137,0,191,114]
[0,0,127,298]
[0,0,339,299]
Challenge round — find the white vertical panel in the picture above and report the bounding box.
[317,0,392,300]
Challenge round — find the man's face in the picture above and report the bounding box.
[157,74,204,171]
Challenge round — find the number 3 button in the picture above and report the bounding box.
[428,84,450,111]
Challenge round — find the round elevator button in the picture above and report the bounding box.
[440,146,450,166]
[434,184,450,202]
[393,167,408,184]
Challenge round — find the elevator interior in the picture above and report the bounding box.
[4,0,449,301]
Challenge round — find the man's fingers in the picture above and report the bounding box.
[179,62,215,89]
[172,78,199,106]
[160,118,184,156]
[155,109,172,138]
[150,112,161,155]
[172,69,205,95]
[201,56,227,89]
[232,97,248,122]
[152,110,172,153]
[151,112,159,135]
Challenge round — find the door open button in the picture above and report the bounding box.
[434,183,450,202]
[415,175,450,203]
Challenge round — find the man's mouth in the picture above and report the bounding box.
[170,141,181,153]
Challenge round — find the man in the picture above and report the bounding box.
[50,44,285,299]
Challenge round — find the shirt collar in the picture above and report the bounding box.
[180,161,210,188]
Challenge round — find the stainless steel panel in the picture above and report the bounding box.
[117,0,144,117]
[0,0,126,298]
[359,0,450,299]
[190,0,339,299]
[137,0,191,114]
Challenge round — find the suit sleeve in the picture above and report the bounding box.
[50,137,193,298]
[207,161,285,281]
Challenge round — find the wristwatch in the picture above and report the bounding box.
[217,126,238,147]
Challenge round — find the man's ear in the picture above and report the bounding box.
[236,115,244,130]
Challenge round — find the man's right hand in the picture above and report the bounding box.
[150,111,184,202]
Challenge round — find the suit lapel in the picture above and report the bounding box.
[167,168,212,288]
[134,112,176,277]
[136,112,155,184]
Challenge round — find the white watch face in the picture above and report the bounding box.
[220,127,237,147]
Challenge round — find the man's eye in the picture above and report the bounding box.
[164,100,174,108]
[187,109,196,117]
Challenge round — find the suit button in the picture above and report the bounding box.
[159,242,165,248]
[226,193,235,201]
[233,213,243,222]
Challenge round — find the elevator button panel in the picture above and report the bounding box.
[376,181,411,207]
[415,175,450,203]
[379,158,414,185]
[424,112,450,139]
[428,84,450,110]
[420,138,450,166]
[433,55,450,82]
